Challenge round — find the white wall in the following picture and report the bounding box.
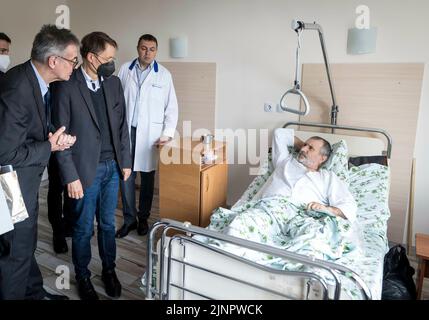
[0,0,66,66]
[2,0,428,243]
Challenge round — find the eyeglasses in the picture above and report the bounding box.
[56,55,79,68]
[92,52,116,64]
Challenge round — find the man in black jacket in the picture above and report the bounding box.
[0,25,78,300]
[52,32,132,300]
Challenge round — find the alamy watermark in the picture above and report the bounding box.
[55,265,70,290]
[159,121,269,176]
[355,5,370,29]
[55,5,70,29]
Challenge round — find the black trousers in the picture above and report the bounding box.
[120,170,155,225]
[120,127,155,225]
[0,214,45,299]
[47,155,73,237]
[0,178,45,300]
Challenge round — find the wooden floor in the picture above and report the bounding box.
[36,183,429,300]
[36,183,155,300]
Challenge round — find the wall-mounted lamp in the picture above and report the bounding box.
[169,36,188,58]
[347,27,377,55]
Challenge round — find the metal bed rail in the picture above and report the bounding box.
[283,121,393,159]
[145,219,372,300]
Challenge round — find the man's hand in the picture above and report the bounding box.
[122,168,131,181]
[307,202,329,212]
[155,136,172,148]
[57,132,76,147]
[67,179,84,199]
[49,126,76,152]
[307,202,347,219]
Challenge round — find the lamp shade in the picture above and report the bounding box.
[170,37,188,58]
[347,27,377,55]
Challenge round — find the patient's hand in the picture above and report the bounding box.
[307,202,347,219]
[307,202,329,212]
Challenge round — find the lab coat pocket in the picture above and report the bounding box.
[152,83,163,89]
[151,84,164,102]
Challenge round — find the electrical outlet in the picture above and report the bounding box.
[264,103,273,112]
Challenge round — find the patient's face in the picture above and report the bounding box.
[297,139,327,171]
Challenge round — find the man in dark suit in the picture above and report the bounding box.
[0,32,12,258]
[52,32,132,300]
[0,32,72,255]
[0,25,78,300]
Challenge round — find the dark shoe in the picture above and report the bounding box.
[102,269,122,298]
[77,277,99,300]
[137,219,149,236]
[115,221,137,238]
[53,235,68,254]
[43,292,69,300]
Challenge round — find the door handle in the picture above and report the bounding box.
[206,175,210,192]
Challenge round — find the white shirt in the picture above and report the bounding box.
[255,128,357,222]
[81,67,103,92]
[30,61,49,98]
[131,61,153,128]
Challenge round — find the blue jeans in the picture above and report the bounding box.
[71,160,120,281]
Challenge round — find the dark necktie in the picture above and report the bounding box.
[43,89,51,131]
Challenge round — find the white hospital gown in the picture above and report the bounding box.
[254,128,357,222]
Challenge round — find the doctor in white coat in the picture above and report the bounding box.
[116,34,178,238]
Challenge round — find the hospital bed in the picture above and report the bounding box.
[144,122,393,300]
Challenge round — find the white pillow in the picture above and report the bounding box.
[321,139,349,183]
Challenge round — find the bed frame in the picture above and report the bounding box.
[145,122,393,300]
[146,219,372,300]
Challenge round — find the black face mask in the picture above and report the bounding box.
[97,60,115,78]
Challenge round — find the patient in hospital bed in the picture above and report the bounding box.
[152,129,390,299]
[253,128,357,222]
[203,128,362,263]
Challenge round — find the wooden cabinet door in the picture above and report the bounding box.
[200,164,228,227]
[159,162,201,226]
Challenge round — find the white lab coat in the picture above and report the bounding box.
[118,59,178,172]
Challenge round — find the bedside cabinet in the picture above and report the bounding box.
[159,138,228,227]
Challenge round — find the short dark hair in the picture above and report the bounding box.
[80,32,118,60]
[137,34,158,48]
[0,33,11,44]
[31,25,79,64]
[309,136,332,163]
